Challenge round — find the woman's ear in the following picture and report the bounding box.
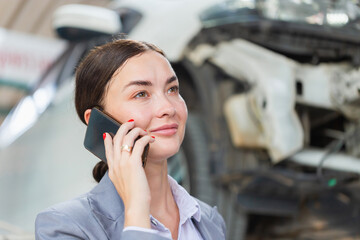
[84,109,92,125]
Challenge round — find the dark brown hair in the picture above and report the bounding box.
[75,39,165,182]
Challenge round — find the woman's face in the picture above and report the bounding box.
[103,50,188,161]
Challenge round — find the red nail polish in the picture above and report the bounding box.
[144,130,147,132]
[128,119,134,122]
[103,133,106,140]
[151,136,155,139]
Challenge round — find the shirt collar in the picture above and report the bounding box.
[167,175,201,224]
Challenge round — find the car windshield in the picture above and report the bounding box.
[257,0,360,27]
[212,0,360,27]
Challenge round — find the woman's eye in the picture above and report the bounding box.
[168,86,179,94]
[135,91,148,98]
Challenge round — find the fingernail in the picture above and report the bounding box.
[151,136,155,139]
[144,129,147,132]
[127,119,134,122]
[103,133,106,140]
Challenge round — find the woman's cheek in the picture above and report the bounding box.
[133,110,153,129]
[179,100,188,123]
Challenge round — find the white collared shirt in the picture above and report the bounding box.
[123,175,203,240]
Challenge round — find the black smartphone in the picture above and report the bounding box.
[83,107,149,167]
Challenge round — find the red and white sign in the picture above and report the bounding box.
[0,28,67,88]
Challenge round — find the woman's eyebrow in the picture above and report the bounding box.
[167,75,178,84]
[123,75,178,91]
[123,80,152,91]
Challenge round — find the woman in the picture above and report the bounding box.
[35,39,226,239]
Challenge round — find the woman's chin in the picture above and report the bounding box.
[147,145,180,162]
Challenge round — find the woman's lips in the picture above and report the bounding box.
[150,123,178,136]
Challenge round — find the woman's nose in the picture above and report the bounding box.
[156,96,176,118]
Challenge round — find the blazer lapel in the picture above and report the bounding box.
[88,172,125,240]
[193,200,226,240]
[192,215,224,240]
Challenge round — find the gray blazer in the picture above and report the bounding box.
[35,173,226,239]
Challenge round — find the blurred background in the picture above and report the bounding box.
[1,0,360,239]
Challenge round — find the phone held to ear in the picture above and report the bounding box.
[83,107,149,167]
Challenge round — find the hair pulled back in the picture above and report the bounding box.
[75,39,165,182]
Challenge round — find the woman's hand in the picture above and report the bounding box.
[103,120,155,229]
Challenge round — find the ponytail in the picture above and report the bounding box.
[92,161,108,182]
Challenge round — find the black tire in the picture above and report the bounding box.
[167,113,215,203]
[181,113,248,240]
[182,113,217,205]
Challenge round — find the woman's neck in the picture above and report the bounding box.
[145,160,177,217]
[145,159,180,239]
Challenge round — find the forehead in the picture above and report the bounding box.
[112,51,174,83]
